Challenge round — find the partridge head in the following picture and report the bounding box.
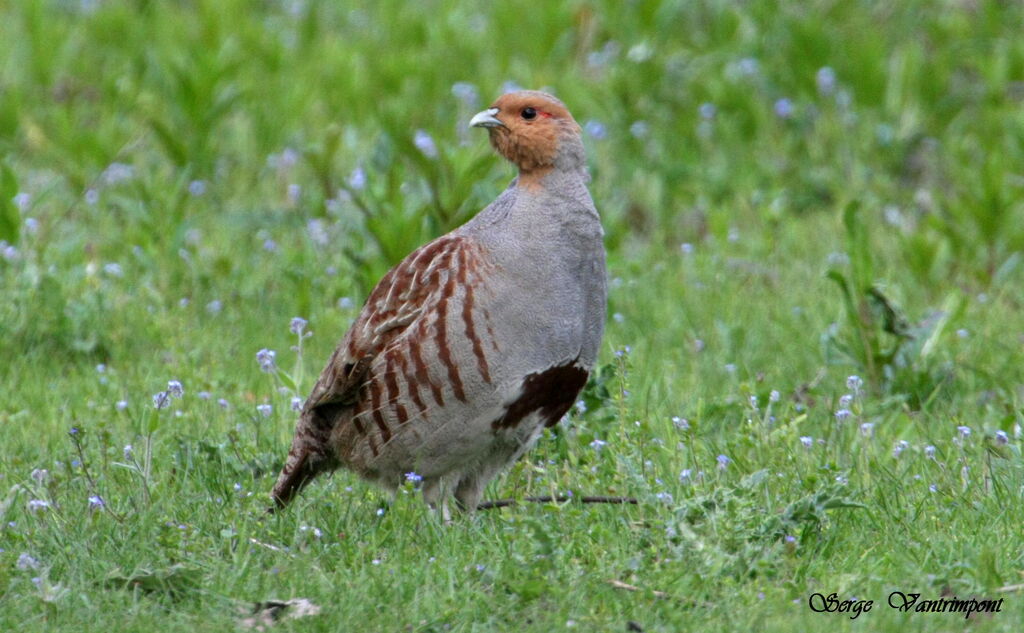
[272,90,606,517]
[469,90,587,182]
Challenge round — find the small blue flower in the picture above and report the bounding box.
[17,553,40,570]
[451,82,479,108]
[773,98,794,119]
[256,349,277,373]
[589,439,607,451]
[846,375,863,392]
[167,380,184,399]
[307,219,329,246]
[738,57,759,75]
[1,243,19,262]
[188,180,207,197]
[924,445,936,460]
[583,120,607,140]
[414,130,438,159]
[289,317,308,336]
[102,162,134,185]
[629,121,649,138]
[88,495,104,510]
[256,404,273,418]
[153,391,170,410]
[404,472,423,483]
[699,102,717,120]
[800,436,813,449]
[348,166,367,190]
[278,148,299,169]
[13,192,31,211]
[716,454,731,470]
[996,430,1009,445]
[834,408,852,422]
[892,440,909,458]
[816,67,836,95]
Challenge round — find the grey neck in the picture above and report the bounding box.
[518,167,591,199]
[553,134,588,179]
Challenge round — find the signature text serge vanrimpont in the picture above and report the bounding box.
[807,591,1005,620]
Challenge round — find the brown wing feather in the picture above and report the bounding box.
[271,235,478,507]
[304,235,470,410]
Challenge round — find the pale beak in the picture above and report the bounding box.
[469,107,505,129]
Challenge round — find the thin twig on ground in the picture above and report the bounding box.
[477,495,638,510]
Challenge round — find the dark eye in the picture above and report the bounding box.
[521,107,537,120]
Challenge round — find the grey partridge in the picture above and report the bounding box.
[271,90,607,515]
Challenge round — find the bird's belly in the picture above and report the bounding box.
[339,342,588,484]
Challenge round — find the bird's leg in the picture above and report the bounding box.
[453,449,519,513]
[421,476,441,508]
[454,475,487,513]
[422,476,453,523]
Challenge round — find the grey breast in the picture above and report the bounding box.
[460,174,607,378]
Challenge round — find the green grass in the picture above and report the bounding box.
[2,0,1024,630]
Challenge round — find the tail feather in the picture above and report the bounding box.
[269,410,337,510]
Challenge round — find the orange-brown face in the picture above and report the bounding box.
[469,90,581,172]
